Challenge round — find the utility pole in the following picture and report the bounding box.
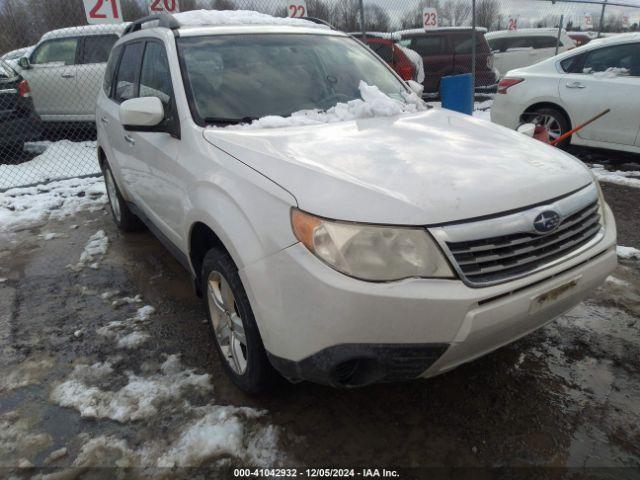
[359,0,367,41]
[598,0,608,37]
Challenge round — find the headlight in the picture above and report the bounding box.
[291,209,455,282]
[590,175,606,227]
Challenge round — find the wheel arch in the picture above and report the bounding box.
[521,102,573,130]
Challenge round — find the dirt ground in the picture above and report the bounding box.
[0,157,639,478]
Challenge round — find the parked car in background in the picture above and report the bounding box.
[98,12,616,393]
[491,33,640,153]
[1,46,34,72]
[18,24,128,123]
[350,32,425,84]
[395,27,498,93]
[568,31,593,48]
[0,60,41,158]
[486,28,576,78]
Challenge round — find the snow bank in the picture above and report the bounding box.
[617,245,640,260]
[0,176,106,232]
[173,9,327,29]
[0,141,99,190]
[228,82,426,130]
[50,356,212,422]
[69,230,109,271]
[591,164,640,188]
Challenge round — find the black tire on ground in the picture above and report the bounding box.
[201,247,280,394]
[530,107,571,149]
[101,162,145,232]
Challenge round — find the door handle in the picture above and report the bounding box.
[100,116,109,125]
[124,135,136,146]
[61,73,75,79]
[566,82,586,89]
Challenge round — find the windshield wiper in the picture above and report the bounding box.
[204,116,258,126]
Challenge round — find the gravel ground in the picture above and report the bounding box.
[0,153,639,478]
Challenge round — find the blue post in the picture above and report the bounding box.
[440,74,474,115]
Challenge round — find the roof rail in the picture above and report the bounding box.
[123,14,180,35]
[301,17,335,30]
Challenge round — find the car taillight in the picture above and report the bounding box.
[397,64,415,81]
[18,80,31,98]
[497,77,524,94]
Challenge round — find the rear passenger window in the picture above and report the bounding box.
[113,42,143,103]
[533,36,559,49]
[452,35,485,54]
[582,44,640,76]
[103,44,122,96]
[503,37,535,51]
[410,36,446,56]
[82,35,119,64]
[369,42,393,63]
[139,42,174,107]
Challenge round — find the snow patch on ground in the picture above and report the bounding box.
[0,141,99,190]
[117,331,151,349]
[0,359,54,393]
[617,245,640,260]
[591,164,640,188]
[174,9,328,29]
[69,230,109,271]
[50,356,211,422]
[97,304,155,349]
[226,82,426,130]
[0,176,106,232]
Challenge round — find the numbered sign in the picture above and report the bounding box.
[583,13,594,30]
[287,1,307,18]
[622,15,630,28]
[507,17,518,31]
[423,7,438,30]
[83,0,123,24]
[149,0,180,14]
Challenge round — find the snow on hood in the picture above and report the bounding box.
[173,9,328,29]
[225,82,426,130]
[204,108,593,225]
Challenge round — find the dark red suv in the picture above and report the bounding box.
[396,28,498,94]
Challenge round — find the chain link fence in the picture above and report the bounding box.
[1,0,638,191]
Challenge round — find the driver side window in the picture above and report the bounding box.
[32,38,78,66]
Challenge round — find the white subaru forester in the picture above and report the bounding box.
[97,10,617,393]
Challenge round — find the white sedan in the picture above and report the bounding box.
[491,33,640,153]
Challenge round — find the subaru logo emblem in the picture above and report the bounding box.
[533,211,561,234]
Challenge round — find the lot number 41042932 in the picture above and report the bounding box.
[83,0,124,24]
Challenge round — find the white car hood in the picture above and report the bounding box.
[203,109,592,225]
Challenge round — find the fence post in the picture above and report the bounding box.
[358,0,366,41]
[556,14,564,55]
[471,0,476,102]
[598,0,608,38]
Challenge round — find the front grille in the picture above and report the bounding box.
[443,199,602,286]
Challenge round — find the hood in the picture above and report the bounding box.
[203,109,593,225]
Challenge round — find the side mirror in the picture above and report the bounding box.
[120,97,164,130]
[406,80,424,98]
[517,123,536,138]
[18,57,31,70]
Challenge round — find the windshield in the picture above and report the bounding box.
[177,34,409,125]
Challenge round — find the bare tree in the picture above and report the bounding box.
[440,0,471,27]
[213,0,237,9]
[363,4,390,32]
[329,0,361,32]
[399,0,441,30]
[122,0,147,21]
[0,0,33,52]
[475,0,500,29]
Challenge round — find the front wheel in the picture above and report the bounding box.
[202,247,279,394]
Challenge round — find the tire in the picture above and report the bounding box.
[529,107,571,149]
[102,162,145,232]
[201,247,279,394]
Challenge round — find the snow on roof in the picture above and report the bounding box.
[396,27,487,36]
[349,31,401,41]
[485,28,568,38]
[41,23,129,40]
[172,10,329,29]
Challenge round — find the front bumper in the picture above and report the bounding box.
[241,206,616,387]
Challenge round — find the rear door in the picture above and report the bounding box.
[24,37,79,118]
[0,62,19,123]
[77,34,119,119]
[560,42,640,146]
[407,34,449,91]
